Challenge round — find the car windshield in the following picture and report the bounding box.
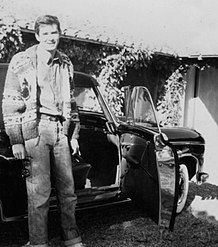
[74,86,103,113]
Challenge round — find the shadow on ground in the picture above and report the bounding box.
[187,182,218,225]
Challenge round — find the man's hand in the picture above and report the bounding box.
[70,138,80,155]
[12,144,26,159]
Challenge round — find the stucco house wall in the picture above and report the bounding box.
[184,65,218,185]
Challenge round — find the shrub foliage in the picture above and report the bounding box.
[0,16,23,62]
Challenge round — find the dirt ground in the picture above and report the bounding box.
[0,182,218,247]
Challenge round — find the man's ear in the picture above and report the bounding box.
[35,33,40,42]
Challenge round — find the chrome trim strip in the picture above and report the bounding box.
[171,141,205,146]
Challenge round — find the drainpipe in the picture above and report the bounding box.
[194,66,200,98]
[191,66,200,128]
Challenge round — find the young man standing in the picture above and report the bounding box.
[2,15,85,247]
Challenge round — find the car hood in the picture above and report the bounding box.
[161,127,205,144]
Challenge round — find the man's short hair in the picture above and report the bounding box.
[34,15,61,34]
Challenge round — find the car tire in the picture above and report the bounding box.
[176,164,189,214]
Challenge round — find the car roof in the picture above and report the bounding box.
[74,71,99,87]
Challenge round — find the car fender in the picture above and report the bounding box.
[178,153,198,180]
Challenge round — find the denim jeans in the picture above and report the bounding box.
[25,119,81,247]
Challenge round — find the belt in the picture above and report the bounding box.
[40,113,64,123]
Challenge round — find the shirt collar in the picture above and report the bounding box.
[36,46,62,65]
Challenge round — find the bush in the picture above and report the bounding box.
[0,16,23,63]
[157,66,188,127]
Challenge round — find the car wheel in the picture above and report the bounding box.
[176,164,189,213]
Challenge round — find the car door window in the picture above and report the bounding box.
[75,87,103,113]
[131,87,157,127]
[116,86,158,128]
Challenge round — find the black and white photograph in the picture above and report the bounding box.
[0,0,218,246]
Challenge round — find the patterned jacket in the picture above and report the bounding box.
[2,45,80,145]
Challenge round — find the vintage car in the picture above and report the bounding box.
[0,63,208,230]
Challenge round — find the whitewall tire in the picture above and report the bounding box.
[176,164,189,213]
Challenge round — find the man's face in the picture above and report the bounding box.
[35,24,60,52]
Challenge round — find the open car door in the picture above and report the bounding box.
[118,86,179,230]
